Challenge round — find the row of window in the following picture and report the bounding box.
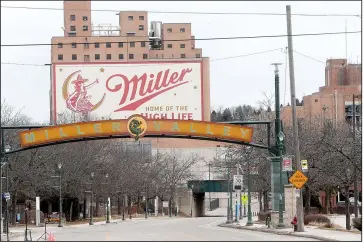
[70,25,88,32]
[128,16,145,21]
[57,53,201,61]
[58,42,147,49]
[167,28,186,33]
[58,53,149,61]
[70,15,88,21]
[58,42,189,49]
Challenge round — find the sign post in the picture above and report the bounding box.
[233,175,243,191]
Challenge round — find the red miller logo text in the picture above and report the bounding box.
[105,68,193,112]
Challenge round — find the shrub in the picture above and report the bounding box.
[258,211,271,221]
[304,214,332,226]
[352,217,362,231]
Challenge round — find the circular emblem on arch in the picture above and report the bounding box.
[127,115,147,140]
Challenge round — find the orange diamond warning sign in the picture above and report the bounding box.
[289,170,308,189]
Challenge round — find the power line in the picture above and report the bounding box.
[1,47,284,67]
[1,5,361,17]
[1,31,360,47]
[293,50,326,64]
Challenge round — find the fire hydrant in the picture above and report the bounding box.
[291,216,298,232]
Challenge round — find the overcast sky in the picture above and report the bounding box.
[1,1,361,123]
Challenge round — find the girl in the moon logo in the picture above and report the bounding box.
[63,71,106,114]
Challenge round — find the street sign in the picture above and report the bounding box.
[289,170,308,189]
[3,192,10,201]
[233,175,243,190]
[282,157,292,171]
[241,194,248,205]
[162,201,168,208]
[301,160,308,171]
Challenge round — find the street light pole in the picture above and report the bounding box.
[225,154,233,224]
[105,174,110,224]
[58,163,63,227]
[89,172,94,225]
[271,63,285,228]
[246,158,253,226]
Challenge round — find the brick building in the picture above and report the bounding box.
[281,58,362,126]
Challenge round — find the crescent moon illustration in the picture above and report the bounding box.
[61,70,106,112]
[62,70,81,100]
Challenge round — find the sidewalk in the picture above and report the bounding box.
[219,218,362,241]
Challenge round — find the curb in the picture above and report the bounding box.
[219,223,340,241]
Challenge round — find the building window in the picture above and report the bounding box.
[167,28,172,33]
[119,54,124,60]
[127,33,135,36]
[106,42,111,48]
[95,43,100,48]
[72,54,77,60]
[58,54,63,60]
[68,33,76,37]
[129,54,134,59]
[95,54,100,60]
[141,42,146,47]
[83,16,88,21]
[180,28,185,32]
[180,44,185,48]
[196,54,201,58]
[118,42,123,48]
[83,25,88,31]
[181,54,186,58]
[84,55,90,62]
[84,43,89,49]
[130,42,135,48]
[128,16,133,20]
[70,26,76,31]
[71,43,77,48]
[143,54,148,59]
[70,15,75,21]
[106,54,112,60]
[167,44,172,48]
[139,25,144,30]
[58,43,63,48]
[139,16,144,20]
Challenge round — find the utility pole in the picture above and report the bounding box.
[286,5,304,232]
[352,94,358,218]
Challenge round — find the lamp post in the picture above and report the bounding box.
[4,145,10,240]
[89,172,94,225]
[105,174,110,223]
[245,147,253,226]
[225,153,233,224]
[57,163,63,227]
[277,131,285,228]
[271,63,285,228]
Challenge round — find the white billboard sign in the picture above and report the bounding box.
[52,62,203,123]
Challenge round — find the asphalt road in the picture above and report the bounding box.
[11,217,318,241]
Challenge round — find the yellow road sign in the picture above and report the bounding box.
[289,170,308,189]
[241,194,248,205]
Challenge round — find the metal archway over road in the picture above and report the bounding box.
[1,115,276,157]
[6,115,275,153]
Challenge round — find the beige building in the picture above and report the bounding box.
[50,1,221,149]
[281,58,362,126]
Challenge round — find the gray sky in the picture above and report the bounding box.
[1,1,361,123]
